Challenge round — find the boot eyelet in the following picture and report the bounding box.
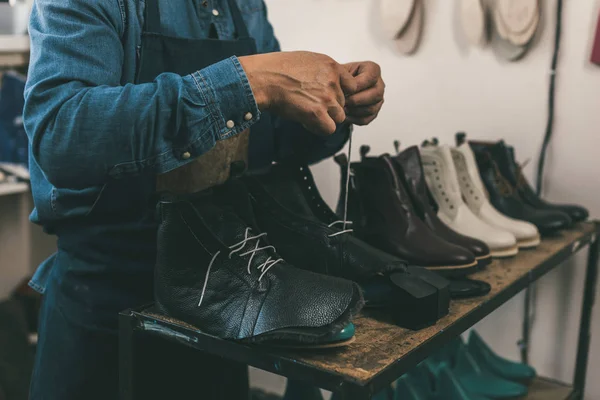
[438,185,442,189]
[450,205,454,209]
[434,169,438,173]
[445,198,449,202]
[303,176,308,180]
[442,191,446,195]
[308,186,312,190]
[470,190,474,194]
[475,196,479,200]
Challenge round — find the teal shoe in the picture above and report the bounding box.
[331,386,393,400]
[406,363,435,397]
[282,380,323,400]
[453,343,528,399]
[394,376,430,400]
[468,331,536,383]
[431,363,491,400]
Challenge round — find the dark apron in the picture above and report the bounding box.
[57,0,272,291]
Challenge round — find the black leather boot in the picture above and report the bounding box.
[244,164,450,328]
[155,178,363,347]
[336,152,478,276]
[470,143,572,234]
[392,145,492,268]
[485,141,588,223]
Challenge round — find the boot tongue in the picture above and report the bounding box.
[200,179,267,249]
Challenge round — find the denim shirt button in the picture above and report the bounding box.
[182,151,191,160]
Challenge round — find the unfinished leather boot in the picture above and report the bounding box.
[487,140,588,224]
[469,143,571,234]
[420,145,519,258]
[154,178,363,348]
[393,145,492,268]
[451,137,540,249]
[335,152,478,277]
[244,164,449,329]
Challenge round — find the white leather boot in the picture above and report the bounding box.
[451,143,541,249]
[420,145,519,258]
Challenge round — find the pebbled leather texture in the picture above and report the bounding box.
[470,142,572,233]
[394,146,491,259]
[337,153,477,270]
[154,178,363,344]
[501,143,588,223]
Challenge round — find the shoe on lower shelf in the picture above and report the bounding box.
[154,178,363,348]
[452,341,528,399]
[427,362,492,400]
[468,331,536,383]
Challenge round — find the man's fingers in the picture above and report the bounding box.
[345,100,384,117]
[346,115,377,126]
[328,103,347,125]
[345,80,385,107]
[303,109,337,135]
[353,63,381,92]
[339,66,358,96]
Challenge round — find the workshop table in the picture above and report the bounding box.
[120,222,600,400]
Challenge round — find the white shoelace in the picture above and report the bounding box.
[328,220,354,237]
[197,227,283,307]
[328,129,354,238]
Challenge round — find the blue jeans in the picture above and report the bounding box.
[30,252,249,400]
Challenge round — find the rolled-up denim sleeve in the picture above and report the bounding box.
[24,0,260,189]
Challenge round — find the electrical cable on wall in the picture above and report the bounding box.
[521,0,564,365]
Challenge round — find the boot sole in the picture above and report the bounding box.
[476,254,492,269]
[267,336,356,349]
[425,260,479,277]
[490,245,519,258]
[517,235,541,249]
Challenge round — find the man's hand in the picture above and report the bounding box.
[342,62,385,126]
[239,51,358,135]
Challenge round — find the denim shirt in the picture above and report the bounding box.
[25,0,349,293]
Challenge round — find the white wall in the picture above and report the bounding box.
[264,0,600,398]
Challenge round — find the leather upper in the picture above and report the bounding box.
[420,146,517,250]
[470,142,572,232]
[243,164,408,281]
[499,143,587,223]
[341,153,476,268]
[452,144,539,241]
[393,146,490,258]
[154,179,362,342]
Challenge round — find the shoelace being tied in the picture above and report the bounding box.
[198,227,283,307]
[328,128,354,238]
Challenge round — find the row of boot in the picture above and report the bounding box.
[333,134,587,279]
[154,162,452,348]
[153,133,588,349]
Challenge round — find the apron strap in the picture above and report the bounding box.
[144,0,162,34]
[144,0,250,39]
[226,0,251,39]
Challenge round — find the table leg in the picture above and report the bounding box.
[119,310,136,400]
[573,234,600,398]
